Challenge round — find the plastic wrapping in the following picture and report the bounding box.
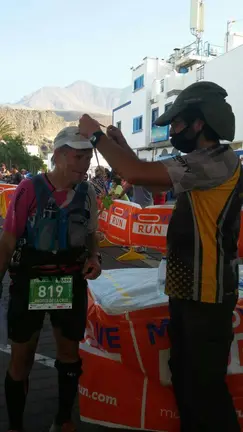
[79,265,243,431]
[157,257,167,296]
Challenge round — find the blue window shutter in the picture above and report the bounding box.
[133,75,144,92]
[133,116,143,133]
[133,118,136,132]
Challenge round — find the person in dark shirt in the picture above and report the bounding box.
[80,81,242,432]
[9,165,22,185]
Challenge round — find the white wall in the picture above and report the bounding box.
[204,44,243,142]
[226,33,243,52]
[113,102,132,145]
[129,61,148,149]
[137,148,154,161]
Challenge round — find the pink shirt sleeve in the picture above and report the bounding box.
[3,179,36,239]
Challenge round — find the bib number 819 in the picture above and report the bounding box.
[38,285,63,298]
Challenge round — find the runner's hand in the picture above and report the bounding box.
[83,256,101,280]
[79,114,101,139]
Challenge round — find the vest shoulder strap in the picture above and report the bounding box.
[32,174,53,215]
[68,181,89,215]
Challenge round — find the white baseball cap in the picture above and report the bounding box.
[54,126,93,150]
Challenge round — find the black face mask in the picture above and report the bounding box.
[170,126,201,154]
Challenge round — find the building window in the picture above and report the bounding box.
[179,67,188,74]
[196,65,204,82]
[160,79,164,93]
[134,75,144,91]
[133,116,143,133]
[151,108,159,126]
[116,121,121,130]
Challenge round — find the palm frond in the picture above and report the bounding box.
[0,116,14,138]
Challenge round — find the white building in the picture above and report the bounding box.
[26,145,40,157]
[113,33,243,161]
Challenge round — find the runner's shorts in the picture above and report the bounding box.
[7,272,88,343]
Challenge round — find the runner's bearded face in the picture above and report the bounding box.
[170,116,203,154]
[58,148,93,184]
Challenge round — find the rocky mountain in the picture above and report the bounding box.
[0,80,131,146]
[15,81,130,115]
[0,107,111,146]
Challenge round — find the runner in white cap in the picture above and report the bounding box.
[1,126,101,432]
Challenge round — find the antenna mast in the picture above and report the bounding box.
[190,0,205,54]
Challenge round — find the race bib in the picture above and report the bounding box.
[28,276,73,310]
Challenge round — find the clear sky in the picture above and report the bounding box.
[1,0,242,103]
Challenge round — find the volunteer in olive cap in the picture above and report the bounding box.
[79,81,242,431]
[155,81,235,152]
[1,126,101,432]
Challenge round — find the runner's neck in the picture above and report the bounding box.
[47,170,75,190]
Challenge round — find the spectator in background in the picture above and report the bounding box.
[104,168,112,191]
[122,179,133,201]
[25,172,33,180]
[154,191,166,205]
[8,165,22,185]
[21,169,27,178]
[91,166,107,197]
[120,182,153,208]
[110,176,129,201]
[133,185,153,208]
[0,163,10,181]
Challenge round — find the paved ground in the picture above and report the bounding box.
[0,246,161,432]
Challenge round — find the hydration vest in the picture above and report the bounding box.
[10,175,90,275]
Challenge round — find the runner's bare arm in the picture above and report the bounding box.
[87,184,99,257]
[0,231,16,281]
[86,232,99,258]
[83,232,101,280]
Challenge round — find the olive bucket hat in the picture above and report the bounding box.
[155,81,235,142]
